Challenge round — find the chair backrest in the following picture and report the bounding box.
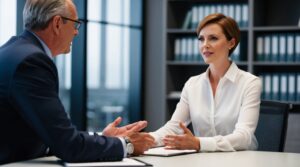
[255,100,289,152]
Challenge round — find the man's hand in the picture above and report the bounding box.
[163,122,200,151]
[129,132,155,156]
[103,117,147,137]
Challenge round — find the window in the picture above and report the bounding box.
[54,52,72,114]
[87,0,143,131]
[0,0,16,45]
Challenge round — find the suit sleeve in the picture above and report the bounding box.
[9,54,124,162]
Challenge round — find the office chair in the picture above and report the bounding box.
[255,100,289,152]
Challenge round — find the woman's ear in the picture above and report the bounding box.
[229,38,236,49]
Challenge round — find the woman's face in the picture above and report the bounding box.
[198,23,235,64]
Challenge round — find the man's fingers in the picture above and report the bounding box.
[128,121,148,133]
[123,122,138,130]
[112,117,122,127]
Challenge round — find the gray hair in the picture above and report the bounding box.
[23,0,70,30]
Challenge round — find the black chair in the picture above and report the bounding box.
[255,100,289,152]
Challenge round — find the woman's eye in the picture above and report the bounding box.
[198,37,204,42]
[210,36,218,41]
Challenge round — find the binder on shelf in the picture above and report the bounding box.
[198,6,204,21]
[271,35,279,62]
[168,91,181,99]
[216,4,222,14]
[210,5,217,16]
[242,4,248,27]
[182,10,192,29]
[193,38,200,61]
[288,73,296,102]
[297,73,300,101]
[279,34,287,62]
[180,38,187,61]
[232,44,240,61]
[256,36,264,61]
[222,5,229,17]
[272,74,280,100]
[204,5,211,18]
[280,74,288,101]
[264,74,272,100]
[191,6,198,29]
[259,75,265,99]
[174,39,181,61]
[295,34,300,61]
[228,4,235,19]
[287,34,295,62]
[264,36,271,61]
[187,38,193,61]
[235,4,242,27]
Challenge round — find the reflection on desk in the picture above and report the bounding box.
[3,151,300,167]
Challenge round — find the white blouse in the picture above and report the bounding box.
[150,62,262,152]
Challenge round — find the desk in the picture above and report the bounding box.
[3,151,300,167]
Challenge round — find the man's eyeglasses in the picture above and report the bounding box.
[61,16,82,30]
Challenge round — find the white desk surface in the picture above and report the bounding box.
[3,151,300,167]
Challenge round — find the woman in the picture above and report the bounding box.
[149,13,262,152]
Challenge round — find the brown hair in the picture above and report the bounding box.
[196,13,240,56]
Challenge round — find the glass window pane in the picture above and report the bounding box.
[87,0,102,21]
[106,0,122,24]
[0,0,16,45]
[87,0,143,132]
[54,53,72,113]
[87,22,101,89]
[105,25,123,89]
[129,0,142,26]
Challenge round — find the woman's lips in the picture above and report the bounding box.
[202,51,213,57]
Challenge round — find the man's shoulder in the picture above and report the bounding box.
[0,34,46,64]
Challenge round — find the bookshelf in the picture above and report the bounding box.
[144,0,300,131]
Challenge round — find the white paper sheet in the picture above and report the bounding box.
[64,158,147,167]
[143,147,197,157]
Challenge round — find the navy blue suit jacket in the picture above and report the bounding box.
[0,31,123,164]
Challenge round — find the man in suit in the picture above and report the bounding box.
[0,0,154,164]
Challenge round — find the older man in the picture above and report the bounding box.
[0,0,154,164]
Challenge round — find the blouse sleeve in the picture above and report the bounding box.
[199,77,262,152]
[150,79,193,146]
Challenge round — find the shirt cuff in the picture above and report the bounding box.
[88,132,103,136]
[118,137,127,157]
[199,137,217,152]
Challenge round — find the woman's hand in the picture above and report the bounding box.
[163,122,200,151]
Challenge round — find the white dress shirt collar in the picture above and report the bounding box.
[204,62,239,83]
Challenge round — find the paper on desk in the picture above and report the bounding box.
[143,147,197,156]
[64,158,147,167]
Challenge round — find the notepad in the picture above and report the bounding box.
[143,147,197,157]
[64,158,151,167]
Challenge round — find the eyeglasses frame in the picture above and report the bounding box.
[60,16,82,30]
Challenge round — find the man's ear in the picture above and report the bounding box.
[51,15,62,35]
